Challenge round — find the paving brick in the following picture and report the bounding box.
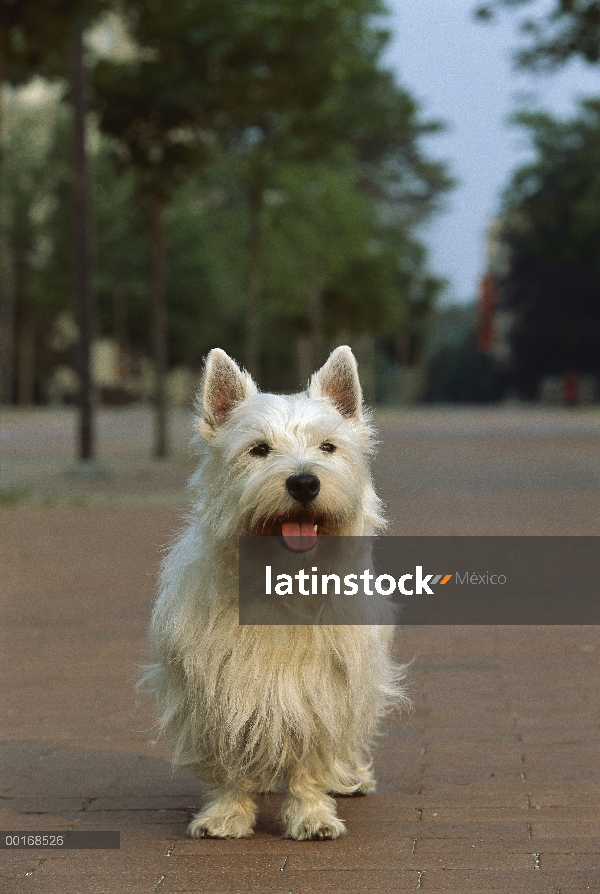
[416,868,600,891]
[540,854,600,871]
[159,867,421,892]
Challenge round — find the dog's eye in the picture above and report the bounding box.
[320,442,336,453]
[249,442,271,457]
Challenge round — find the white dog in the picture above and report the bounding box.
[146,346,407,840]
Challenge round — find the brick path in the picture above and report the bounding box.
[1,408,600,892]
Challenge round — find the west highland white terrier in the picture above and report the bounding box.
[146,345,407,840]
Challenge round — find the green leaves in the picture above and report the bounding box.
[498,101,600,388]
[3,0,452,396]
[89,0,451,381]
[475,0,600,69]
[0,1,111,84]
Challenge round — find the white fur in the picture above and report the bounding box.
[144,346,408,840]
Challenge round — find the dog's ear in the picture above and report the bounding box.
[197,349,256,439]
[309,345,363,421]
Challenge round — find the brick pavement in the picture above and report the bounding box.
[1,409,600,893]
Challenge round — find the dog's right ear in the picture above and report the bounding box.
[197,349,256,440]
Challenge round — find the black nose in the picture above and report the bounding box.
[286,473,320,505]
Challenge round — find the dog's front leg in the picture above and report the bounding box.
[188,784,258,839]
[280,765,346,840]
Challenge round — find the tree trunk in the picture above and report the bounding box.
[17,311,35,405]
[307,279,325,368]
[113,286,128,350]
[295,280,325,388]
[72,22,95,460]
[113,285,128,377]
[151,194,169,459]
[0,231,15,405]
[245,185,262,381]
[295,332,313,390]
[0,55,16,405]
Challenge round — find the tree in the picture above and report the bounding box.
[93,15,216,456]
[93,131,151,369]
[164,164,251,369]
[326,65,452,372]
[217,0,397,379]
[232,30,452,383]
[0,0,111,462]
[494,101,600,394]
[475,0,600,68]
[1,85,73,404]
[258,159,374,384]
[259,155,448,387]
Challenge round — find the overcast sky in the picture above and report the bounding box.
[384,0,600,304]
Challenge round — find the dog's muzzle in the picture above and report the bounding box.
[286,473,320,506]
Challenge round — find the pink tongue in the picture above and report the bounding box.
[282,521,317,552]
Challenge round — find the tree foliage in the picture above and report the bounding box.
[91,0,452,388]
[496,101,600,392]
[92,0,391,186]
[0,0,111,82]
[475,0,600,69]
[3,0,453,406]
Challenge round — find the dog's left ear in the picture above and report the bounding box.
[197,348,257,440]
[309,345,363,421]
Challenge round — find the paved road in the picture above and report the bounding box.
[376,409,600,536]
[1,408,599,892]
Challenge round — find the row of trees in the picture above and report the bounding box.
[497,102,600,396]
[476,0,600,398]
[0,0,452,456]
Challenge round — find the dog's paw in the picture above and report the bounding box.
[283,813,346,841]
[188,811,254,839]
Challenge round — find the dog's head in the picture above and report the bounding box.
[193,346,385,544]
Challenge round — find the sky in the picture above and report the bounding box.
[384,0,600,303]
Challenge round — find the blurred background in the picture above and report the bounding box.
[1,0,600,476]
